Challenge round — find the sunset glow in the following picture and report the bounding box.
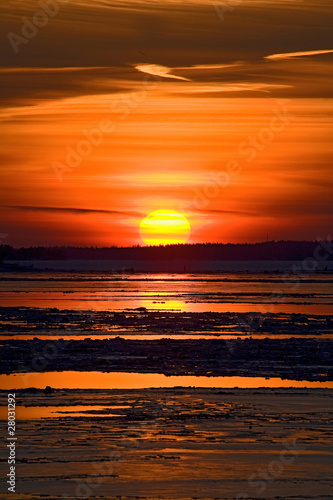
[140,210,191,245]
[1,4,332,499]
[0,0,332,246]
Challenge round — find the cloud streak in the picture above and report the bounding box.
[7,206,143,217]
[265,49,333,60]
[164,82,293,95]
[0,67,111,74]
[178,63,243,70]
[192,209,259,217]
[135,64,190,81]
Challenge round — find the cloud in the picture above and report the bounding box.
[178,63,243,70]
[164,82,293,95]
[0,67,110,74]
[192,209,258,217]
[134,62,243,82]
[135,64,190,81]
[265,49,333,60]
[7,206,143,217]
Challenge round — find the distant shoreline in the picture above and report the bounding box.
[3,259,333,273]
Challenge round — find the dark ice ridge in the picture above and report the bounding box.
[0,307,332,381]
[0,306,332,336]
[1,336,332,380]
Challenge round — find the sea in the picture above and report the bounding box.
[0,270,332,389]
[1,270,332,314]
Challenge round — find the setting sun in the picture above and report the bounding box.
[140,210,191,246]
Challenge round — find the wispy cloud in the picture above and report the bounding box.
[164,82,293,95]
[192,208,259,217]
[178,63,242,70]
[135,64,190,81]
[0,67,111,74]
[265,49,333,60]
[134,62,242,81]
[7,206,143,217]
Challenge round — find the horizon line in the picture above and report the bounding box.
[1,239,325,250]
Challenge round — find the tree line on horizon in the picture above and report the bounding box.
[1,241,331,261]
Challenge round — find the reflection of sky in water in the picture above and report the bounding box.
[3,333,332,341]
[1,371,332,390]
[0,273,332,314]
[0,294,331,314]
[0,405,130,420]
[139,299,185,311]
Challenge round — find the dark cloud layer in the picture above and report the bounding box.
[7,205,143,217]
[1,0,333,105]
[1,1,332,66]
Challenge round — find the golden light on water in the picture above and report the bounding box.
[0,372,331,390]
[140,210,191,245]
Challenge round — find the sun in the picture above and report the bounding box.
[140,209,191,245]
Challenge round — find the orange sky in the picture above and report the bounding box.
[1,0,333,246]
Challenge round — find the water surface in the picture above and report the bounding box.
[1,271,332,315]
[1,371,332,390]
